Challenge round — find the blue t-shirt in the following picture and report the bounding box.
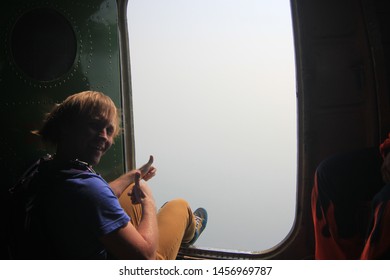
[38,167,130,259]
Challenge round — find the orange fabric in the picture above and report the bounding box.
[311,173,365,259]
[361,201,390,259]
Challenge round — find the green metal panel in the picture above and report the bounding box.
[0,0,125,189]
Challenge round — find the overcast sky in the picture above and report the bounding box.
[127,0,296,252]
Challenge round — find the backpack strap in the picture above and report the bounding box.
[7,154,54,259]
[9,154,54,197]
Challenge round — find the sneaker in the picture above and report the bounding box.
[187,208,208,245]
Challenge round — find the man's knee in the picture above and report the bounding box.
[161,198,190,210]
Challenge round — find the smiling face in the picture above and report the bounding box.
[67,116,115,166]
[41,91,121,166]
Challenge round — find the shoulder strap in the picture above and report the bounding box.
[9,154,54,197]
[7,154,54,259]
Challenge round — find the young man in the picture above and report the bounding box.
[23,90,207,259]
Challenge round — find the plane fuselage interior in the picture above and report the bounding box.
[1,0,390,259]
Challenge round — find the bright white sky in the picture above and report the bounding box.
[127,0,296,252]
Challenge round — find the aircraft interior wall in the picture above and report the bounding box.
[1,0,390,259]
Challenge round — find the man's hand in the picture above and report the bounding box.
[128,172,155,205]
[128,172,144,204]
[108,155,156,198]
[138,155,156,181]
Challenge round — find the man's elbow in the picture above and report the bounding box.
[142,250,157,260]
[126,246,157,260]
[140,242,158,260]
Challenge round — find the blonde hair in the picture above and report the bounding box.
[37,91,121,144]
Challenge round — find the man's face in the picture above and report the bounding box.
[66,116,115,166]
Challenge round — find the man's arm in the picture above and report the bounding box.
[109,155,156,198]
[100,175,159,259]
